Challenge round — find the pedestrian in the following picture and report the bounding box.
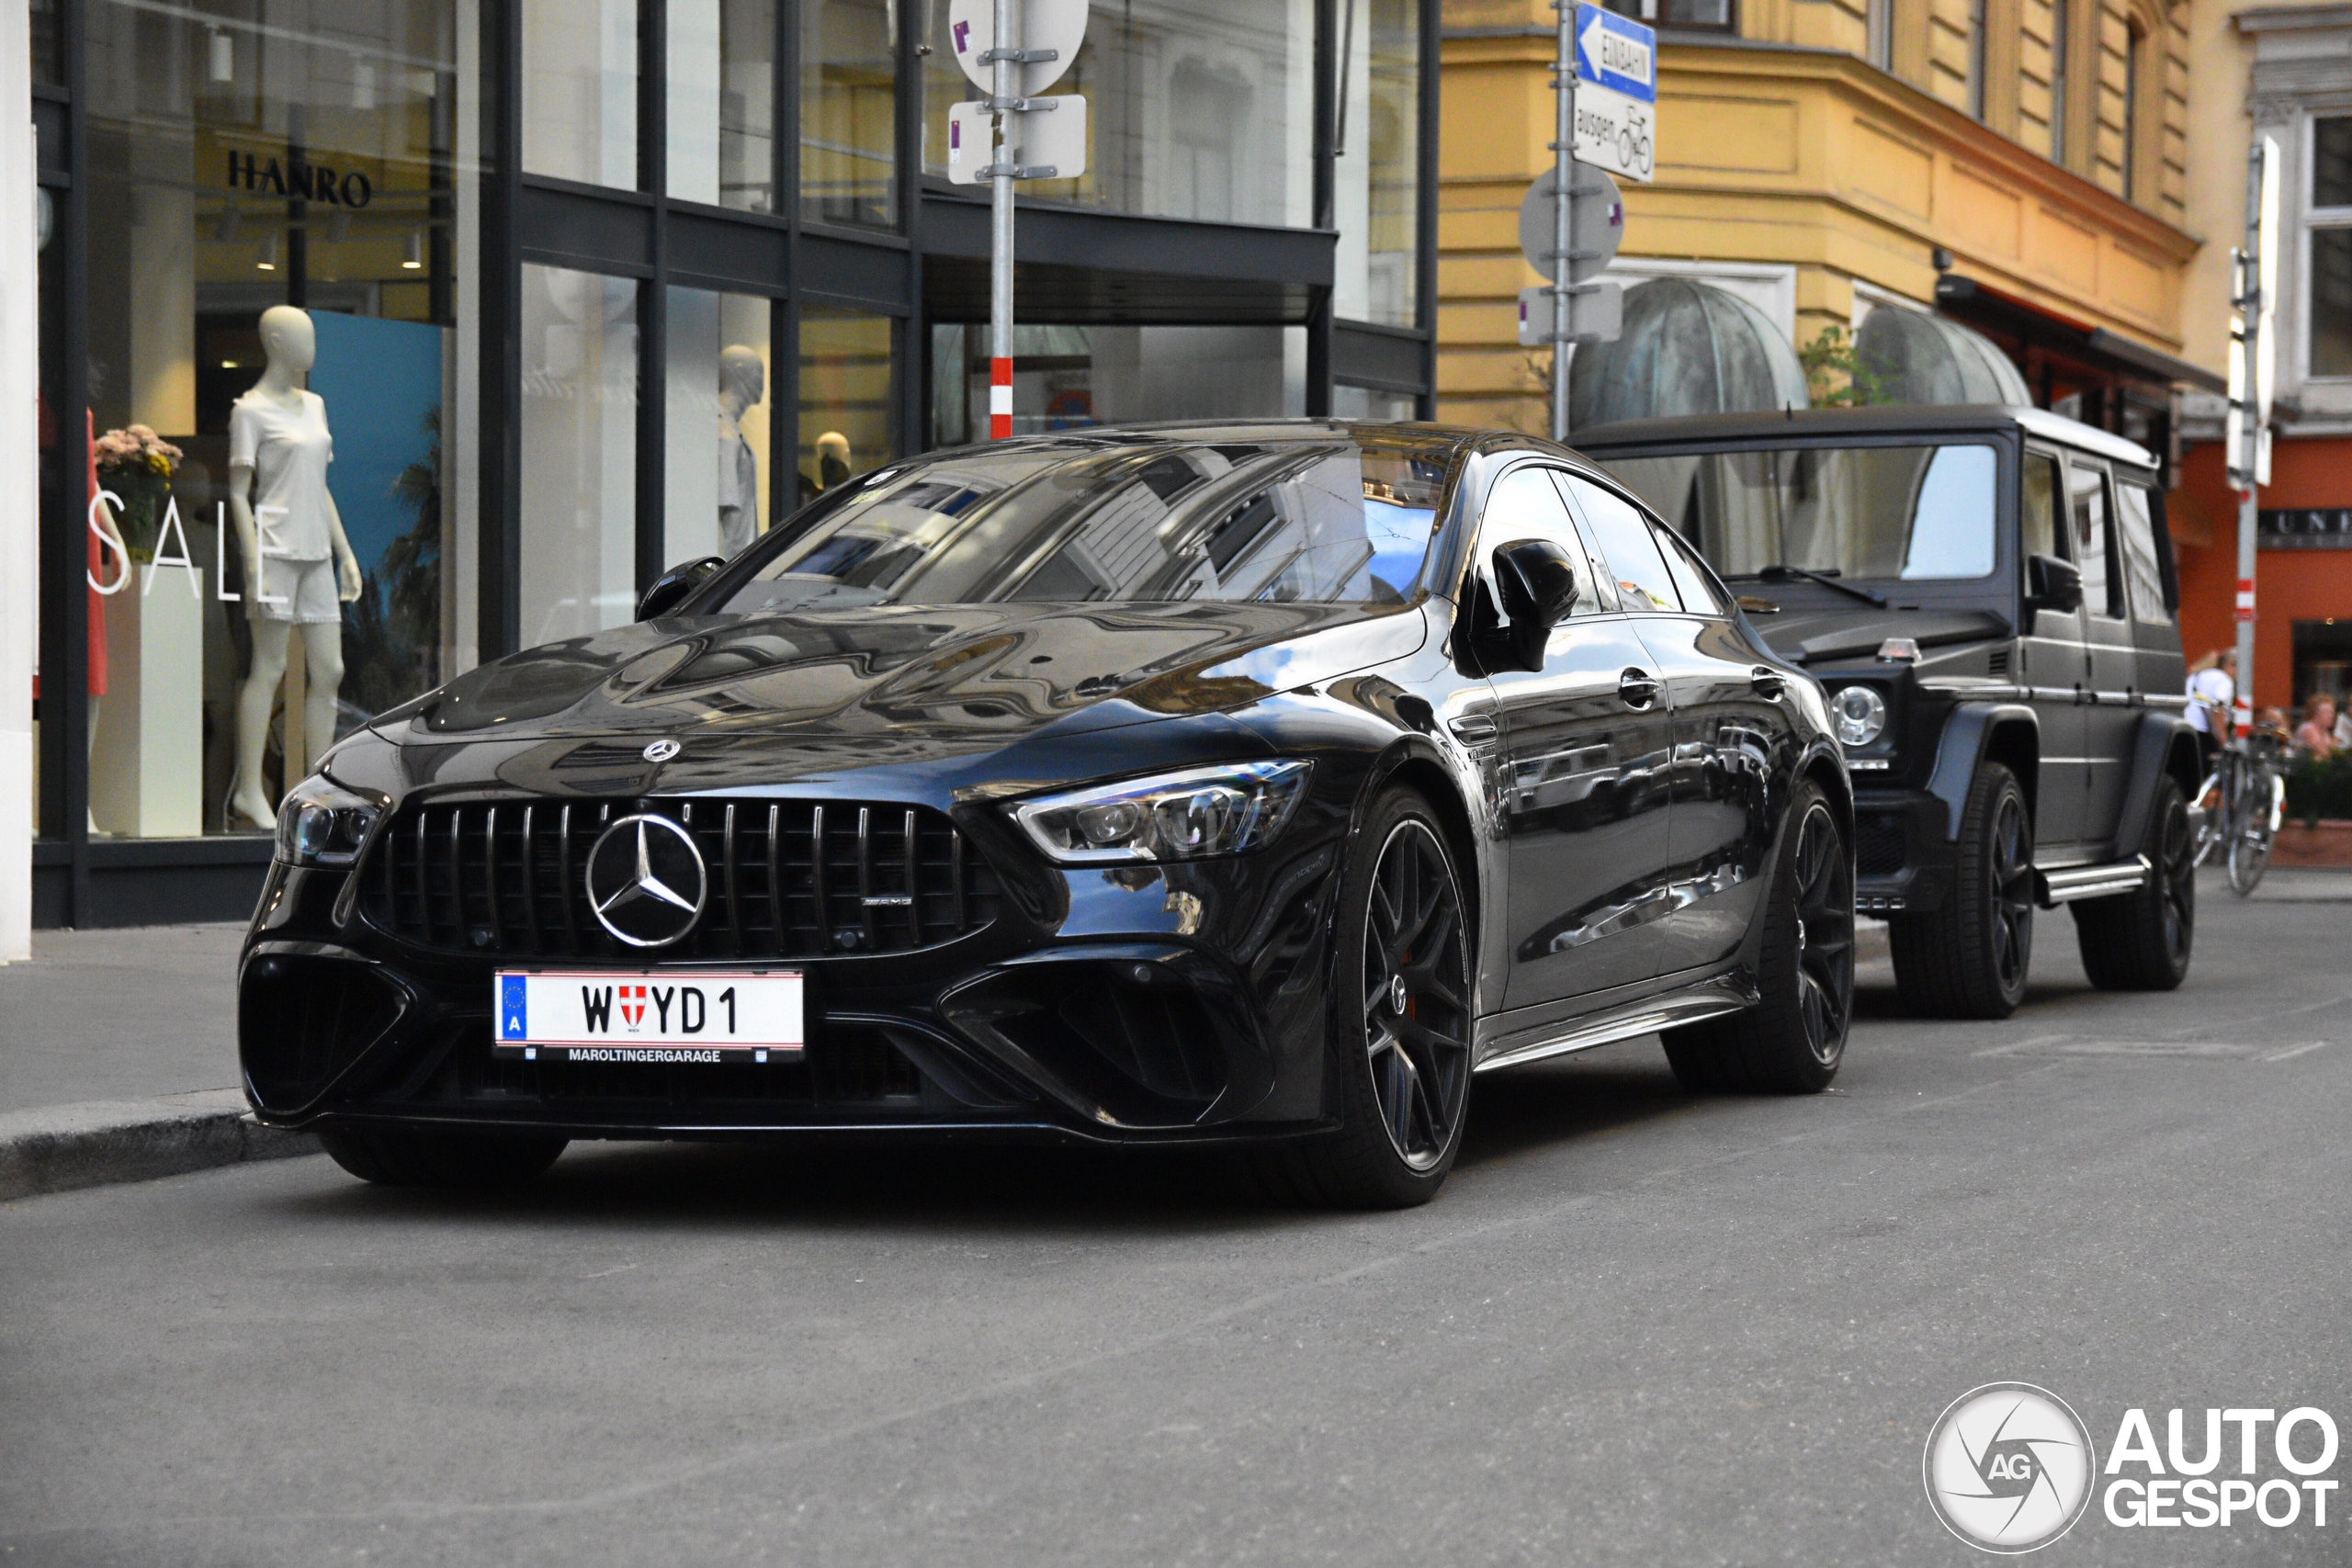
[2296,697,2339,761]
[2186,649,2236,772]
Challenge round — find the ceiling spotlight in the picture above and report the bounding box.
[209,28,234,85]
[401,231,424,270]
[255,231,277,271]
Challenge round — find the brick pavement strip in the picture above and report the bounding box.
[0,1090,316,1202]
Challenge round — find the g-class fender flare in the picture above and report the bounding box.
[2111,710,2203,855]
[1925,703,2040,840]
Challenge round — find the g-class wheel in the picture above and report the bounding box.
[1888,762,2033,1020]
[2075,773,2195,991]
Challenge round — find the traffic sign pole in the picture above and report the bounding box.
[989,0,1016,440]
[2233,137,2279,737]
[1550,0,1574,442]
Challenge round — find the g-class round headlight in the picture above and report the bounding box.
[1832,684,1888,748]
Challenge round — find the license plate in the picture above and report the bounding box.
[492,970,804,1064]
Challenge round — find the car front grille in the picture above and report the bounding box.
[356,796,1003,960]
[1856,813,1907,878]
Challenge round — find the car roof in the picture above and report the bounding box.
[1566,404,2160,471]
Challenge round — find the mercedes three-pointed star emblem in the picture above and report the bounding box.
[584,814,708,948]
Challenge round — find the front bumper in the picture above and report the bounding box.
[239,826,1350,1146]
[1850,788,1956,917]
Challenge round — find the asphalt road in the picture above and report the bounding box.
[6,874,2350,1566]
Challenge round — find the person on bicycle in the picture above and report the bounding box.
[2187,649,2236,774]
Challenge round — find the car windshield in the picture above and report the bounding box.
[1595,442,1999,582]
[713,434,1455,613]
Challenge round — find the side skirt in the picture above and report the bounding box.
[1472,968,1759,1075]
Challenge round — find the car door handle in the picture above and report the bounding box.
[1750,665,1785,699]
[1618,669,1661,709]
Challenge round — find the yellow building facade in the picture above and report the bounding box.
[1440,0,2199,431]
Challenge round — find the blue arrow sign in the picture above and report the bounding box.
[1576,4,1657,105]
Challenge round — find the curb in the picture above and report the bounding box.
[0,1090,320,1202]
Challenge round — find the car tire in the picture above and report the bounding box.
[1661,779,1854,1094]
[1252,786,1475,1210]
[1888,761,2033,1020]
[317,1124,569,1190]
[2075,773,2195,991]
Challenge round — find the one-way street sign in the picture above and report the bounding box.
[1570,5,1657,184]
[1576,6,1656,103]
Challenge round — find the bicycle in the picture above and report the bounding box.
[2190,709,2286,897]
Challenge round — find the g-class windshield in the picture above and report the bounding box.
[1596,443,1998,582]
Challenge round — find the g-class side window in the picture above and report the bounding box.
[2022,451,2062,562]
[2066,457,2124,621]
[2114,479,2173,626]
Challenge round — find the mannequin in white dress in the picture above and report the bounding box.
[717,344,764,556]
[225,305,363,830]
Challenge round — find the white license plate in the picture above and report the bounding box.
[492,970,804,1064]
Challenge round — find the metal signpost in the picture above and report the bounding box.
[946,0,1090,439]
[2229,136,2280,737]
[1525,2,1653,442]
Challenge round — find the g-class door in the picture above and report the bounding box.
[2020,447,2089,849]
[2067,456,2140,846]
[1474,463,1679,1009]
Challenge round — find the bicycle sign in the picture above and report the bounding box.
[1576,5,1656,103]
[1574,82,1655,184]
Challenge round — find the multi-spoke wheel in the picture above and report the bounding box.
[1890,761,2034,1019]
[1254,786,1473,1208]
[2227,770,2279,897]
[2075,773,2196,991]
[1663,780,1852,1094]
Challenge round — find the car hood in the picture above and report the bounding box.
[358,600,1429,795]
[1749,604,2010,665]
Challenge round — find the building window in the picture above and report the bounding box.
[519,266,639,647]
[2311,117,2352,378]
[1968,0,1987,119]
[2120,25,2142,202]
[801,0,897,228]
[523,0,639,190]
[1604,0,1734,28]
[669,0,776,211]
[2048,0,2068,164]
[799,310,894,504]
[929,323,1306,446]
[1334,0,1421,328]
[74,0,472,838]
[1868,0,1893,71]
[664,290,773,562]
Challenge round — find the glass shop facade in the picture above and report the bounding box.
[29,0,1438,926]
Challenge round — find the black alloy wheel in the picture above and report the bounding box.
[1889,762,2034,1019]
[2075,773,2196,990]
[1253,787,1474,1208]
[1663,779,1853,1094]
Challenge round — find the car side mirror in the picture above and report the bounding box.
[1493,537,1579,630]
[2025,553,2082,616]
[636,557,724,621]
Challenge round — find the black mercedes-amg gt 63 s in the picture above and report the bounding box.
[243,422,1855,1207]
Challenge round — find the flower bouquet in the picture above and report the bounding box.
[94,423,186,563]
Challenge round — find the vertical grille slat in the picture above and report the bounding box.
[359,795,998,960]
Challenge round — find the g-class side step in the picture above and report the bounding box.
[2035,856,2152,908]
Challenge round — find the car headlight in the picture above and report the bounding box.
[275,775,382,867]
[1832,684,1888,748]
[1013,760,1313,863]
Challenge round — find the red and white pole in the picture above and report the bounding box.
[989,0,1016,440]
[990,355,1013,441]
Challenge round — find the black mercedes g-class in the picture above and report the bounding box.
[1578,405,2199,1018]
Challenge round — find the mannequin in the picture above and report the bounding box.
[815,430,851,491]
[225,305,362,830]
[716,344,764,555]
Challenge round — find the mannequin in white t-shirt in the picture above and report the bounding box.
[717,344,764,556]
[226,305,364,830]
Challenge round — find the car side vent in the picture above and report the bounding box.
[1986,647,2010,678]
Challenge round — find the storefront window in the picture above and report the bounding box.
[922,0,1314,228]
[524,0,639,189]
[801,0,897,228]
[668,0,774,209]
[31,0,62,85]
[799,309,892,502]
[520,265,639,645]
[930,323,1306,445]
[1332,0,1419,327]
[78,0,469,837]
[1333,384,1417,420]
[665,288,772,563]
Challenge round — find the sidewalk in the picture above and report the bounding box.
[0,923,316,1201]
